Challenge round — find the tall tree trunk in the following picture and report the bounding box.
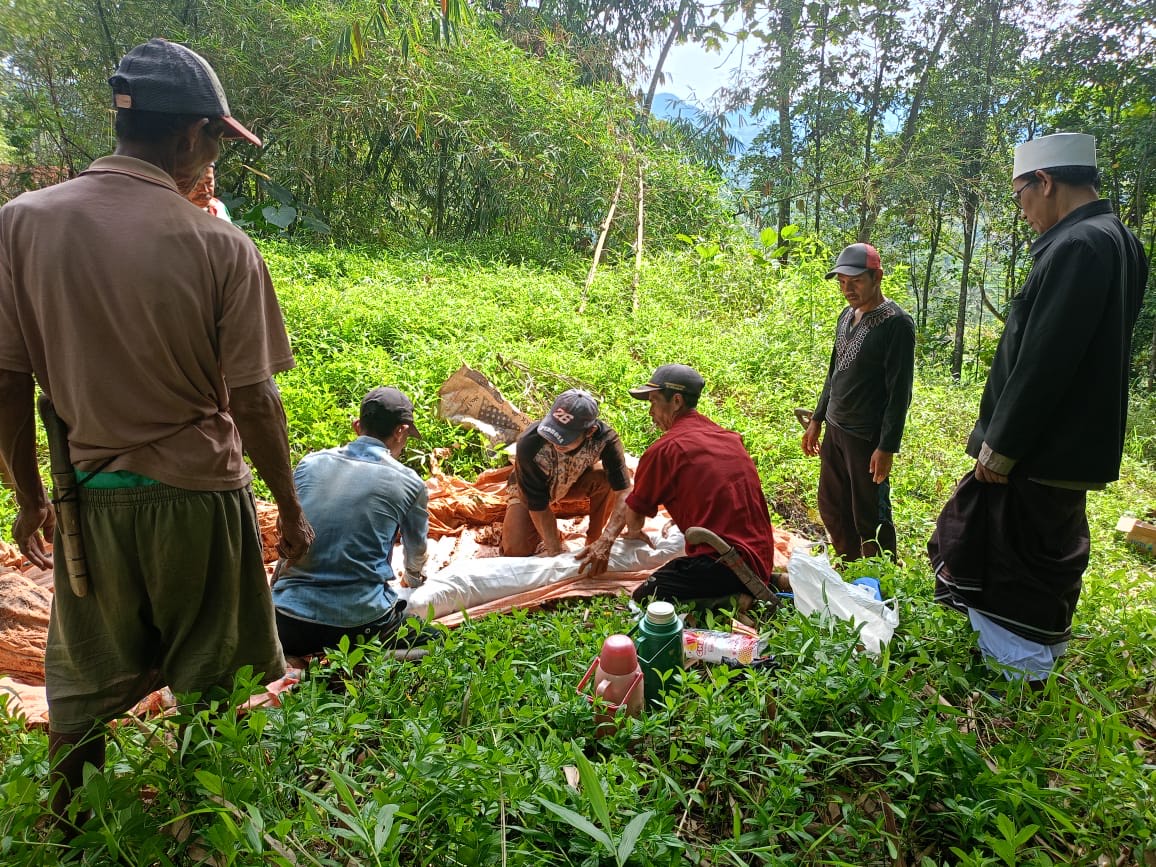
[642,0,692,117]
[952,193,979,380]
[1006,218,1021,303]
[951,0,1003,379]
[856,56,887,242]
[91,0,120,69]
[631,160,645,311]
[858,2,959,240]
[920,197,944,330]
[774,0,798,255]
[812,2,829,237]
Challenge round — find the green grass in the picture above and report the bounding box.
[1,239,1154,864]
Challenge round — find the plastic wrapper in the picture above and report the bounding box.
[683,629,766,665]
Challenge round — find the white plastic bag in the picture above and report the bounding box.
[787,544,899,655]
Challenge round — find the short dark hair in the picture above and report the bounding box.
[359,413,405,441]
[1016,164,1101,192]
[660,387,700,409]
[114,108,203,143]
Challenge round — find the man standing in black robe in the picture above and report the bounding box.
[930,132,1148,684]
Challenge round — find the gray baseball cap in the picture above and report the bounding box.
[629,364,705,400]
[109,39,261,146]
[826,243,882,279]
[538,389,599,446]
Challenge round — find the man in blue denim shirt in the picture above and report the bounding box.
[273,387,434,656]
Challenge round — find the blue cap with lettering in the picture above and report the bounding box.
[538,389,599,446]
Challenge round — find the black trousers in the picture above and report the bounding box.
[817,423,896,561]
[632,555,745,603]
[276,601,416,657]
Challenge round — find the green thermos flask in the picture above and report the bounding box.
[635,601,684,706]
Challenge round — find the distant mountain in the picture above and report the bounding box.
[650,92,770,154]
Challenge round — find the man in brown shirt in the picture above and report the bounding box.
[0,39,312,829]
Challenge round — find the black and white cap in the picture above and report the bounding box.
[109,39,261,146]
[628,364,705,400]
[1012,133,1096,180]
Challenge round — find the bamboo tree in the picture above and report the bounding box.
[631,159,645,311]
[579,166,624,314]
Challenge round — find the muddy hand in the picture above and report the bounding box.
[277,510,315,563]
[576,539,612,578]
[13,503,54,570]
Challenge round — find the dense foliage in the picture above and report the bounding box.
[1,240,1154,863]
[720,0,1156,380]
[2,0,1154,375]
[0,0,731,253]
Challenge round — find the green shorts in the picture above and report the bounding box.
[45,483,286,734]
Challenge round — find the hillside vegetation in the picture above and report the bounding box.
[1,241,1154,864]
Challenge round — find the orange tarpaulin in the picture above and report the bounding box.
[1,471,803,729]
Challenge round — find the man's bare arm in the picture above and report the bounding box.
[230,378,313,561]
[528,507,564,555]
[0,370,53,567]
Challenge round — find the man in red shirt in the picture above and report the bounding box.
[578,364,777,603]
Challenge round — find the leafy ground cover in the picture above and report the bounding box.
[1,240,1154,864]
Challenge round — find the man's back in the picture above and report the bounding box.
[630,411,776,578]
[0,156,293,489]
[274,437,428,627]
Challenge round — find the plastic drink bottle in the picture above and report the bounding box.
[634,601,684,706]
[577,634,644,735]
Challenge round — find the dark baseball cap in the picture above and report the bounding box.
[538,389,599,446]
[629,364,705,400]
[360,387,420,438]
[108,39,261,147]
[826,243,883,279]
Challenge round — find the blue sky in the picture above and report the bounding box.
[643,37,747,103]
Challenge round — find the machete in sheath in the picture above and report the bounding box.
[685,525,778,608]
[37,395,89,597]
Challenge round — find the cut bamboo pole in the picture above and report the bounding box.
[578,167,624,314]
[631,159,645,311]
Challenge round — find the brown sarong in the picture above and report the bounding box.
[928,471,1089,645]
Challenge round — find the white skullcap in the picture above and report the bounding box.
[1013,133,1097,180]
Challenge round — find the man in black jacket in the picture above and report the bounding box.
[930,132,1148,684]
[803,243,915,561]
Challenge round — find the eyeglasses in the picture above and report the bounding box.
[1012,178,1038,205]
